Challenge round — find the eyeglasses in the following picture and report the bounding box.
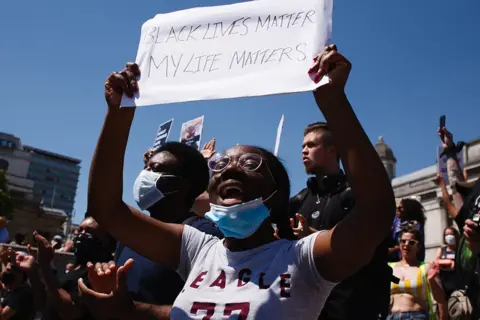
[208,153,264,173]
[400,239,419,246]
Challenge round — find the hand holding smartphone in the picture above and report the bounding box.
[439,115,446,141]
[440,115,446,129]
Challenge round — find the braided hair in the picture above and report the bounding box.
[254,147,296,240]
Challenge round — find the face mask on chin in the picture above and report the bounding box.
[205,198,271,239]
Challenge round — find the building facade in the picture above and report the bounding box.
[376,136,480,262]
[23,146,80,215]
[0,132,81,241]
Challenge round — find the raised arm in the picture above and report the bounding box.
[78,260,171,320]
[32,233,84,320]
[434,174,458,218]
[310,45,395,282]
[192,139,217,217]
[439,127,465,214]
[88,63,183,270]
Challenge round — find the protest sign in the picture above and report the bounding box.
[152,119,174,150]
[122,0,333,106]
[437,145,464,185]
[274,114,284,156]
[180,116,205,150]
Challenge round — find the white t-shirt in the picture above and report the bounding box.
[171,225,336,319]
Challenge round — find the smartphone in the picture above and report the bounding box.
[439,115,446,129]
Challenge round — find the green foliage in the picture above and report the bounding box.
[0,169,13,220]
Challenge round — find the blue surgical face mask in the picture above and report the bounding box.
[205,198,270,239]
[133,170,165,210]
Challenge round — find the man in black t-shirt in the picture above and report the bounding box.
[289,122,391,320]
[0,265,34,320]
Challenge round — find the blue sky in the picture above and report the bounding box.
[1,1,479,224]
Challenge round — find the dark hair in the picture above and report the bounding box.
[304,122,335,145]
[304,122,339,161]
[400,199,426,226]
[1,266,25,286]
[443,227,460,245]
[254,147,296,240]
[144,142,209,206]
[399,226,423,245]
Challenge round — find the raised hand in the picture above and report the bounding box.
[201,138,216,160]
[33,231,54,267]
[105,63,141,109]
[434,174,446,187]
[292,213,316,239]
[143,148,154,166]
[438,127,454,149]
[62,240,74,253]
[309,44,352,97]
[15,245,36,272]
[87,261,117,294]
[273,218,295,239]
[78,259,135,319]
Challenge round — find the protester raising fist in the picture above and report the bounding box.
[104,63,140,109]
[309,44,351,95]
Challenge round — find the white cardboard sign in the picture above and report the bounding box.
[122,0,333,106]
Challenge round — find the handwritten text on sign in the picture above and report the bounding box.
[122,0,333,106]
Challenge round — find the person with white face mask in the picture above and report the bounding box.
[81,46,396,319]
[435,227,460,297]
[79,142,222,320]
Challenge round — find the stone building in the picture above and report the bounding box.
[375,136,480,262]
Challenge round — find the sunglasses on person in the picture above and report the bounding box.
[399,239,419,246]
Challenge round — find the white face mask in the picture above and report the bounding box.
[133,170,165,210]
[445,234,456,245]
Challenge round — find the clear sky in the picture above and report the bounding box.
[1,1,479,224]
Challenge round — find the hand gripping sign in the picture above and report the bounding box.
[122,0,333,106]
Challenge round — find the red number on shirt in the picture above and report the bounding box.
[224,302,250,319]
[190,302,250,319]
[190,302,216,319]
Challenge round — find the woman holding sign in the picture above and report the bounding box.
[82,45,395,319]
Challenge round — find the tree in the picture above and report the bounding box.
[0,169,13,220]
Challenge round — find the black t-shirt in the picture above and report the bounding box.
[42,266,93,320]
[2,285,35,320]
[454,179,480,317]
[439,246,458,296]
[290,186,391,320]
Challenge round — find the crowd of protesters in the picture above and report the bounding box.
[0,46,478,320]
